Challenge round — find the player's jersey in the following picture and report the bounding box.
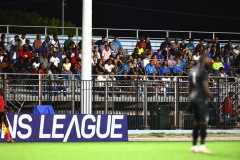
[0,95,4,112]
[189,64,209,101]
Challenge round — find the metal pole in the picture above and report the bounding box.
[166,31,169,37]
[174,77,177,128]
[62,0,65,35]
[71,75,75,114]
[106,29,109,38]
[76,28,79,43]
[136,30,139,41]
[6,26,9,42]
[81,0,92,114]
[189,32,192,39]
[142,77,149,129]
[213,32,215,40]
[104,81,108,114]
[44,27,47,38]
[38,74,42,105]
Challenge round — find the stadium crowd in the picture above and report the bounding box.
[0,33,240,83]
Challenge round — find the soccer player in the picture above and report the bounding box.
[189,56,213,154]
[0,88,15,143]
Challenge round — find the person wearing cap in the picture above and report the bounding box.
[64,35,73,51]
[186,39,195,53]
[213,37,220,53]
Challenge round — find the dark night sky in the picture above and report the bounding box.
[1,0,240,32]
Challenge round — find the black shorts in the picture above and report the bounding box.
[190,98,209,122]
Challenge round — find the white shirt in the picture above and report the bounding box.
[91,52,101,59]
[50,40,60,52]
[63,63,71,71]
[104,64,115,72]
[20,37,26,46]
[33,62,40,69]
[96,75,107,87]
[143,58,150,68]
[192,55,200,61]
[50,56,60,67]
[0,56,4,62]
[233,49,240,55]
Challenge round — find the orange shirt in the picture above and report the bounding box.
[0,95,4,112]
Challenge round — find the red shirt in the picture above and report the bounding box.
[19,49,32,59]
[0,95,4,112]
[224,97,233,114]
[136,41,146,49]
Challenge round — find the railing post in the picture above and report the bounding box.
[189,32,192,39]
[44,27,47,38]
[6,26,10,42]
[71,75,75,114]
[141,77,150,130]
[136,29,139,41]
[166,31,169,37]
[104,81,108,114]
[76,28,79,43]
[38,74,42,105]
[175,77,180,129]
[213,32,215,40]
[106,29,109,38]
[216,78,220,129]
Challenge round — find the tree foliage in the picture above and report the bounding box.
[0,10,76,35]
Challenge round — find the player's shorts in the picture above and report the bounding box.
[190,98,209,123]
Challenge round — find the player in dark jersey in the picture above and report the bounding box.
[189,55,213,154]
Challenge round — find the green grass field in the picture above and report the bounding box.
[1,142,239,160]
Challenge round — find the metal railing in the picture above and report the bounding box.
[1,73,240,130]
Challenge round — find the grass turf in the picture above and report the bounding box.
[0,142,239,160]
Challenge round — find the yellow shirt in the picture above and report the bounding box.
[212,62,224,71]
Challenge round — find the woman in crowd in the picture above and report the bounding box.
[94,59,105,75]
[114,54,124,69]
[38,63,45,74]
[62,57,72,86]
[173,59,183,76]
[161,61,171,75]
[167,55,175,72]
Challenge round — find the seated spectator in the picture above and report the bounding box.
[0,48,5,62]
[19,44,32,59]
[184,60,194,72]
[179,55,186,68]
[120,70,132,87]
[1,56,10,71]
[92,46,101,59]
[143,54,151,68]
[51,35,61,52]
[2,63,17,84]
[109,42,118,57]
[41,36,51,52]
[96,36,108,53]
[25,39,34,52]
[102,45,111,61]
[212,37,221,53]
[0,34,7,51]
[94,59,105,75]
[131,48,140,59]
[8,35,19,51]
[33,35,42,54]
[65,41,75,58]
[14,57,28,74]
[186,39,195,53]
[192,51,200,63]
[195,39,205,52]
[50,52,61,74]
[173,59,183,75]
[145,37,152,51]
[73,59,81,80]
[179,38,187,52]
[114,55,124,69]
[38,63,45,74]
[167,55,176,71]
[137,58,143,69]
[155,49,164,61]
[206,47,212,59]
[145,60,157,80]
[224,40,233,56]
[212,56,224,72]
[219,46,227,58]
[104,59,115,73]
[112,36,126,58]
[9,45,19,64]
[136,37,146,54]
[40,52,49,69]
[222,57,230,74]
[151,54,159,69]
[219,67,226,77]
[211,47,219,60]
[233,45,240,57]
[160,37,171,60]
[33,57,40,70]
[20,33,27,46]
[118,61,133,75]
[92,50,99,67]
[161,61,171,75]
[58,47,65,64]
[64,35,73,51]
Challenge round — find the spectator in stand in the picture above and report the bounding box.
[102,45,111,61]
[212,56,224,72]
[136,36,146,53]
[224,40,233,59]
[0,34,7,50]
[219,46,227,58]
[211,47,219,60]
[93,46,101,59]
[92,50,99,67]
[0,48,5,62]
[64,35,73,51]
[73,59,81,80]
[50,52,61,73]
[160,61,171,75]
[20,33,27,46]
[171,38,180,58]
[19,44,32,60]
[131,48,140,59]
[32,57,40,70]
[14,57,27,73]
[109,42,118,57]
[145,60,157,80]
[96,36,108,53]
[104,59,115,73]
[38,63,45,74]
[1,56,10,71]
[179,38,187,52]
[179,55,186,69]
[62,57,72,86]
[184,60,194,72]
[114,55,124,69]
[137,58,143,69]
[143,54,151,68]
[213,37,221,53]
[57,47,65,64]
[206,47,212,59]
[33,35,42,54]
[65,41,75,58]
[9,46,19,64]
[41,36,51,53]
[160,37,171,60]
[222,57,230,74]
[173,59,183,75]
[223,92,234,125]
[94,59,105,75]
[118,61,133,75]
[51,35,61,52]
[40,52,49,69]
[155,49,164,62]
[25,58,34,73]
[219,67,226,77]
[195,39,205,52]
[192,51,200,63]
[145,37,152,51]
[25,39,33,52]
[167,55,176,72]
[112,36,126,58]
[152,54,159,70]
[186,39,195,53]
[8,35,19,51]
[233,45,240,58]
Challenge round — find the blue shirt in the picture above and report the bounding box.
[207,52,212,58]
[223,62,229,74]
[186,43,195,52]
[173,65,183,73]
[180,60,186,68]
[137,62,142,68]
[161,66,170,74]
[154,52,164,60]
[112,40,122,50]
[118,64,130,75]
[145,64,156,74]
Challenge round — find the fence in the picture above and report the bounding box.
[1,73,240,130]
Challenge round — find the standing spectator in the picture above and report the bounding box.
[160,37,171,60]
[62,57,72,86]
[145,60,157,80]
[33,35,42,54]
[213,37,221,53]
[64,35,73,51]
[212,56,224,72]
[167,55,176,71]
[19,33,27,46]
[145,37,152,51]
[186,39,195,53]
[195,39,205,52]
[223,92,234,125]
[102,45,111,61]
[51,35,61,52]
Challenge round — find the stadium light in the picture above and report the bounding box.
[81,0,92,114]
